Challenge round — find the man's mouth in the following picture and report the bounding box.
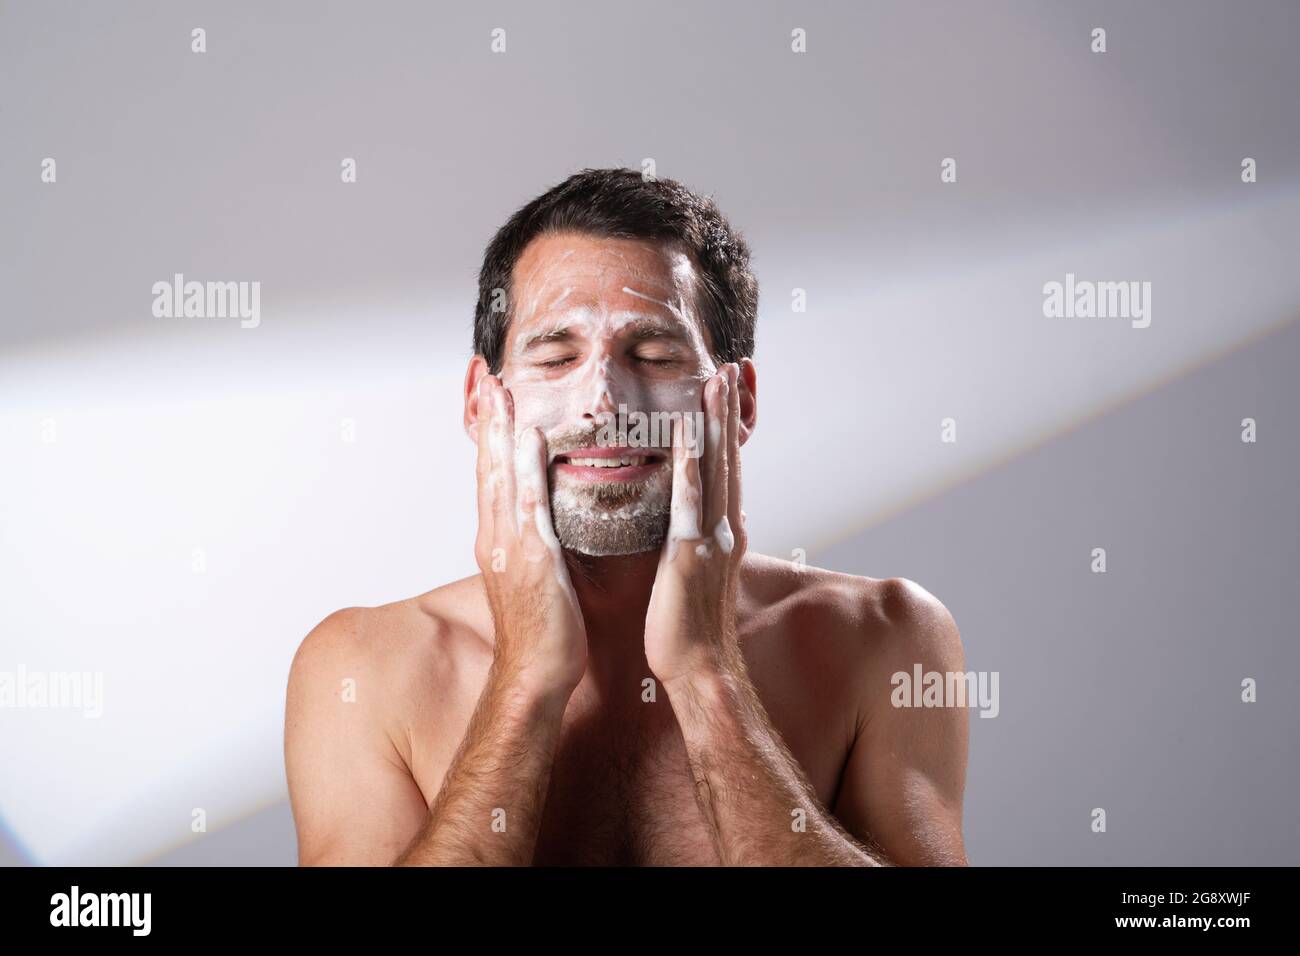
[552,446,667,482]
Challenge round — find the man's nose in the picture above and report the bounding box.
[580,357,621,422]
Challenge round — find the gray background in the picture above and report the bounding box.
[1,0,1296,865]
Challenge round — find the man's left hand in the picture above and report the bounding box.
[644,362,747,687]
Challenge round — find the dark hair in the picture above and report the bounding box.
[473,167,758,374]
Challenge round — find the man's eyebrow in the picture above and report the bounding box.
[615,315,691,342]
[629,323,690,343]
[517,325,576,352]
[515,314,691,353]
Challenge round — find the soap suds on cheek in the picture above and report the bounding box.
[501,374,574,438]
[502,305,603,436]
[642,371,705,420]
[619,283,715,425]
[513,429,579,597]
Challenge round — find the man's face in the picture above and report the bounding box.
[495,231,717,556]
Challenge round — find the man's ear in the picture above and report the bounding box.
[737,358,757,447]
[463,355,492,442]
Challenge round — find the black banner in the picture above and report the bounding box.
[0,866,1288,942]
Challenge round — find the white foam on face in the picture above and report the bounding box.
[498,236,719,555]
[550,464,672,519]
[513,427,579,600]
[620,285,711,360]
[503,240,714,433]
[504,303,706,446]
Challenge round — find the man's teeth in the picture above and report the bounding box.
[566,456,651,468]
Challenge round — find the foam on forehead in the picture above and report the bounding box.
[509,233,708,350]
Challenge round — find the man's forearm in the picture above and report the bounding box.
[394,663,568,866]
[664,647,890,867]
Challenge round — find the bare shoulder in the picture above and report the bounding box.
[292,576,482,680]
[284,575,497,864]
[286,574,493,764]
[740,552,964,675]
[746,555,972,864]
[282,577,493,864]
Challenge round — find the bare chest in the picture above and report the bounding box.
[406,616,859,865]
[531,702,723,866]
[531,685,846,866]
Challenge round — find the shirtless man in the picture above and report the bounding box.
[284,168,970,866]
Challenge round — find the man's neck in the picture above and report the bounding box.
[563,548,659,621]
[562,548,660,690]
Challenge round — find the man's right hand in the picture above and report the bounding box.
[474,374,587,701]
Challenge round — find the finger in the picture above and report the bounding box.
[488,379,519,538]
[515,426,561,557]
[724,363,742,550]
[703,370,729,536]
[474,375,497,552]
[666,414,704,561]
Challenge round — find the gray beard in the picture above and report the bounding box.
[549,477,671,557]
